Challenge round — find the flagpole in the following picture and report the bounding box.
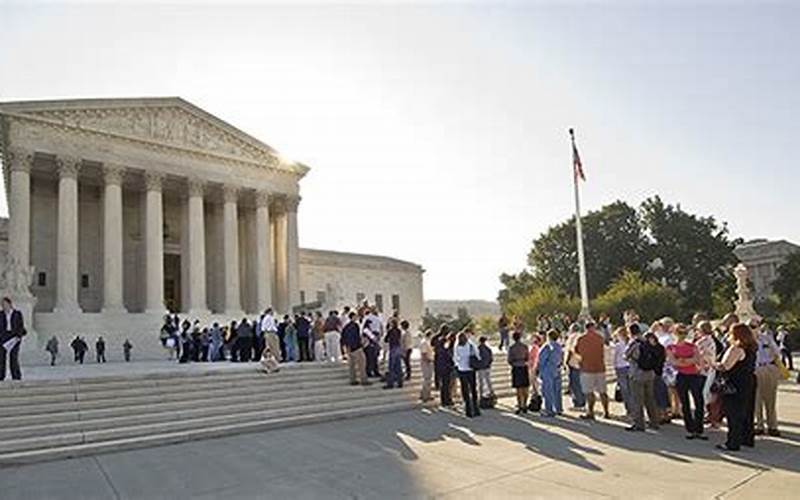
[570,128,590,319]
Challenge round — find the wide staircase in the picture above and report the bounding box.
[0,360,513,466]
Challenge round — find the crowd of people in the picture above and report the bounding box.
[156,303,417,389]
[470,310,792,452]
[1,290,795,455]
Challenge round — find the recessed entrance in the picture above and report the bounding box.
[164,253,181,313]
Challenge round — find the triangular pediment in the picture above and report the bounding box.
[0,97,294,170]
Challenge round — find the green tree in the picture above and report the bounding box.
[504,285,580,331]
[527,201,650,299]
[593,270,680,322]
[773,252,800,308]
[420,307,474,333]
[639,196,740,315]
[498,270,541,308]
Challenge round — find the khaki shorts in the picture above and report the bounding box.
[580,372,607,395]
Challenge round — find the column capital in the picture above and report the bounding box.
[286,195,301,213]
[144,171,166,192]
[5,146,34,174]
[102,163,127,186]
[55,155,82,179]
[255,189,272,208]
[222,184,239,203]
[187,177,206,197]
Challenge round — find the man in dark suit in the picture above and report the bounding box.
[0,297,26,380]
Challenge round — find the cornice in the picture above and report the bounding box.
[0,110,310,179]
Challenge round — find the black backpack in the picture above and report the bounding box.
[637,340,660,372]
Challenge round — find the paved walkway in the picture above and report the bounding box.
[1,378,798,499]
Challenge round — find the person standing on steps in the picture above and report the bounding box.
[401,320,414,381]
[312,311,325,363]
[453,331,481,418]
[342,312,370,386]
[575,322,609,421]
[0,297,26,380]
[96,336,107,363]
[45,335,59,366]
[419,329,435,402]
[260,309,280,364]
[123,339,133,362]
[71,335,88,364]
[383,319,404,389]
[323,310,342,363]
[476,336,494,400]
[295,312,311,362]
[498,313,510,351]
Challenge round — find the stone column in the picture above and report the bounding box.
[186,178,208,315]
[3,148,37,345]
[54,156,82,314]
[286,196,301,312]
[5,147,34,293]
[144,172,166,314]
[101,164,126,313]
[254,190,272,312]
[274,199,288,313]
[222,185,243,316]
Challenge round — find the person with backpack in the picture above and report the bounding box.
[624,323,661,431]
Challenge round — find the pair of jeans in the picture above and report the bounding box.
[541,374,563,415]
[385,347,404,388]
[676,373,706,435]
[615,366,633,417]
[403,348,412,380]
[477,368,493,398]
[439,368,453,406]
[568,366,585,408]
[458,370,479,417]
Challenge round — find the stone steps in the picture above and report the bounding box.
[0,361,513,466]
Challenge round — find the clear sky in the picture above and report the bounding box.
[1,0,798,301]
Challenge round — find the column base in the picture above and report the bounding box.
[145,308,169,318]
[52,305,84,315]
[186,309,211,319]
[224,310,246,319]
[101,305,129,314]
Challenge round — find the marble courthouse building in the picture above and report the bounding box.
[0,98,423,362]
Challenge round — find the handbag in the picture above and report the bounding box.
[710,374,737,396]
[775,357,790,380]
[614,384,624,402]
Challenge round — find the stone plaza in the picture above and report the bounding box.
[0,97,423,361]
[0,367,797,499]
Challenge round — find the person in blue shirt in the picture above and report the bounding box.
[538,329,564,416]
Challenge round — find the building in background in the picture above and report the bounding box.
[0,97,423,362]
[734,239,800,300]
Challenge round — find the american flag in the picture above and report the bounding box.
[572,133,585,181]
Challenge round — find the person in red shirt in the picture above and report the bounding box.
[666,324,706,440]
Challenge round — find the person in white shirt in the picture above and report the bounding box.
[419,330,434,402]
[612,327,633,418]
[260,308,280,364]
[452,331,481,418]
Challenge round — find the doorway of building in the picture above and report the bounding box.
[164,253,181,313]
